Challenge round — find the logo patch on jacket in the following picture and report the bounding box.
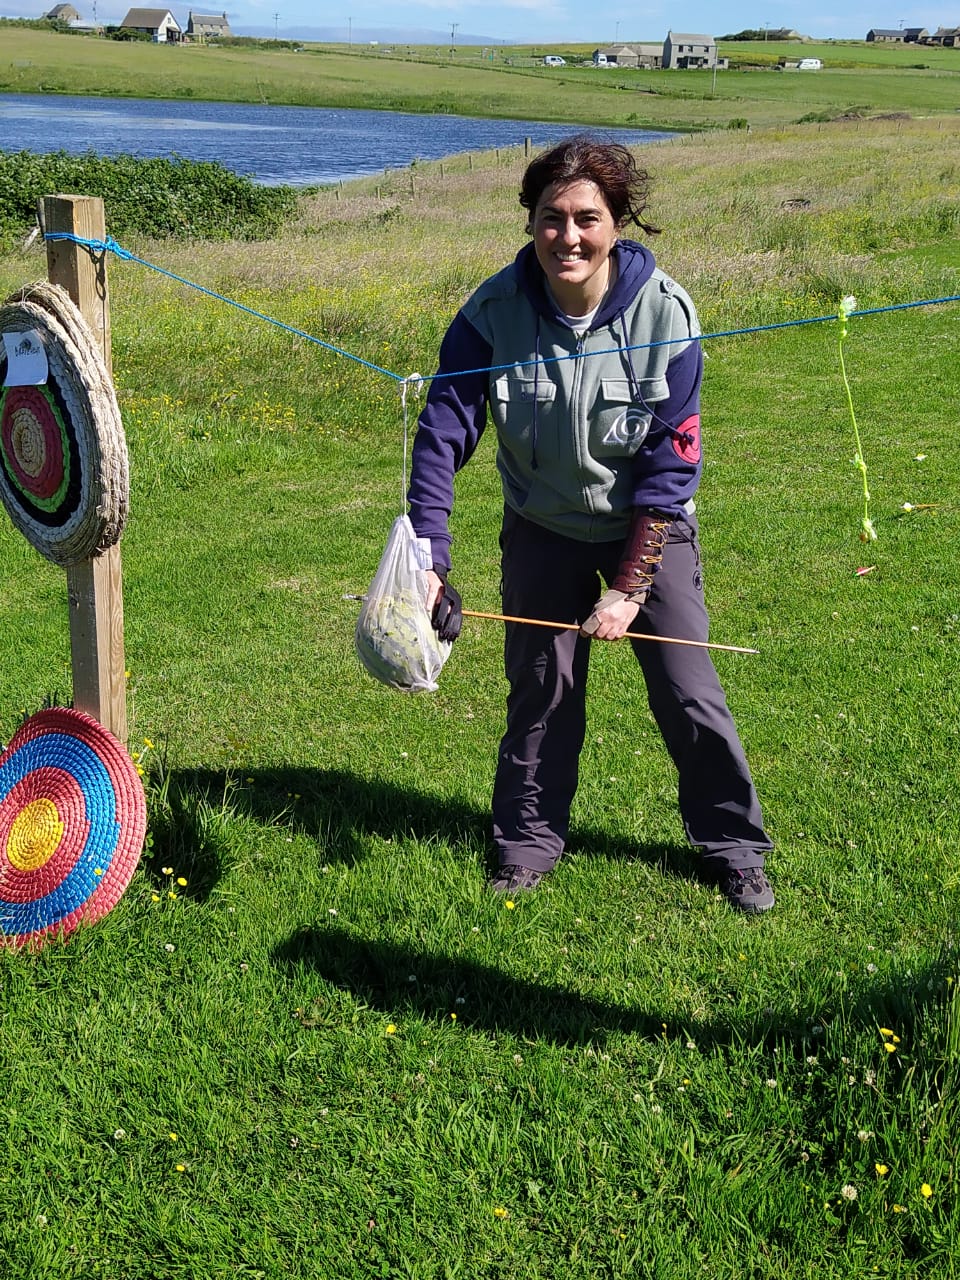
[602,407,651,448]
[672,415,701,463]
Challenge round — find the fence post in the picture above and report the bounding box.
[44,194,128,743]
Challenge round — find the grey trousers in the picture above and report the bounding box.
[491,508,772,875]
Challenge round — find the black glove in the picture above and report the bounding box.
[431,570,463,643]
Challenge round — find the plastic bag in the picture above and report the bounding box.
[355,515,452,692]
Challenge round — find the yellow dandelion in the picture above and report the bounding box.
[892,1204,906,1213]
[875,1164,889,1176]
[176,877,187,887]
[450,1012,457,1021]
[168,891,177,900]
[879,1027,895,1037]
[151,893,160,903]
[884,1042,897,1053]
[162,866,173,875]
[385,1024,396,1036]
[175,1163,186,1172]
[504,900,516,910]
[168,1133,177,1141]
[493,1206,508,1219]
[921,1183,933,1199]
[143,738,154,750]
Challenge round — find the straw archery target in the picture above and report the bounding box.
[0,708,147,947]
[0,282,128,566]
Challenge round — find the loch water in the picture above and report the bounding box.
[1,92,673,186]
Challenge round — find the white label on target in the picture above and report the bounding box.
[3,330,49,387]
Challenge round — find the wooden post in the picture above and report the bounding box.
[44,194,127,743]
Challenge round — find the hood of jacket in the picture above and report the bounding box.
[512,238,657,331]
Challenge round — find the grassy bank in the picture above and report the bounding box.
[0,118,958,1277]
[3,27,960,130]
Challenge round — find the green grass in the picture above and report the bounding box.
[2,28,960,130]
[0,117,959,1277]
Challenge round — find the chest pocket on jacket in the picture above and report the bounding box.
[593,376,667,456]
[494,376,557,405]
[493,375,556,441]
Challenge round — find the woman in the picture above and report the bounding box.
[407,135,774,913]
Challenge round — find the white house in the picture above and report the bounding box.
[119,7,182,40]
[663,31,718,69]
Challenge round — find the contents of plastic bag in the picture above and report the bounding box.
[355,515,452,692]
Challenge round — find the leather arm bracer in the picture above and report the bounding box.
[610,510,671,598]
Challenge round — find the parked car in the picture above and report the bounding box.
[543,55,566,66]
[798,57,822,69]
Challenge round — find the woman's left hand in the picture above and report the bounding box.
[580,589,644,640]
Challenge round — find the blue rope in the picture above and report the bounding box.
[46,231,960,388]
[44,231,404,383]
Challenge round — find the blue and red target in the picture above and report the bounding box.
[0,708,146,948]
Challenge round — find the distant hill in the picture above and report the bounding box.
[234,24,505,46]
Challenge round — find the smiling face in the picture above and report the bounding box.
[531,179,620,315]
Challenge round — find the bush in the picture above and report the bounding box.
[0,151,298,248]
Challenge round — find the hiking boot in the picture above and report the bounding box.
[719,866,775,914]
[488,864,545,894]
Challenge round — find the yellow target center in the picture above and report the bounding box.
[9,405,47,479]
[8,798,64,870]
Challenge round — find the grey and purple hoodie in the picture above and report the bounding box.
[408,239,703,573]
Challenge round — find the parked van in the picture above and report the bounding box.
[593,53,609,66]
[543,55,566,66]
[798,57,822,70]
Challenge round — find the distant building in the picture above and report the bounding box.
[118,7,182,41]
[592,44,639,67]
[44,3,81,19]
[866,27,928,43]
[922,25,960,45]
[185,11,232,39]
[663,31,718,69]
[633,43,664,68]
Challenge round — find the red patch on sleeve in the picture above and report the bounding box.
[672,415,701,464]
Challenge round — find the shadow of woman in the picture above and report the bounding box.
[272,921,957,1058]
[148,763,700,886]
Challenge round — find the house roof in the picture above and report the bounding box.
[189,12,230,22]
[869,29,903,37]
[46,3,81,17]
[120,7,180,27]
[667,32,716,43]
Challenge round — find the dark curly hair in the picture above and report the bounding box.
[519,134,660,235]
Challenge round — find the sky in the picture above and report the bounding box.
[9,0,960,43]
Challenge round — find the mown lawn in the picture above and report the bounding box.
[0,117,958,1278]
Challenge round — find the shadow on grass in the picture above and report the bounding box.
[149,764,701,883]
[272,922,957,1054]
